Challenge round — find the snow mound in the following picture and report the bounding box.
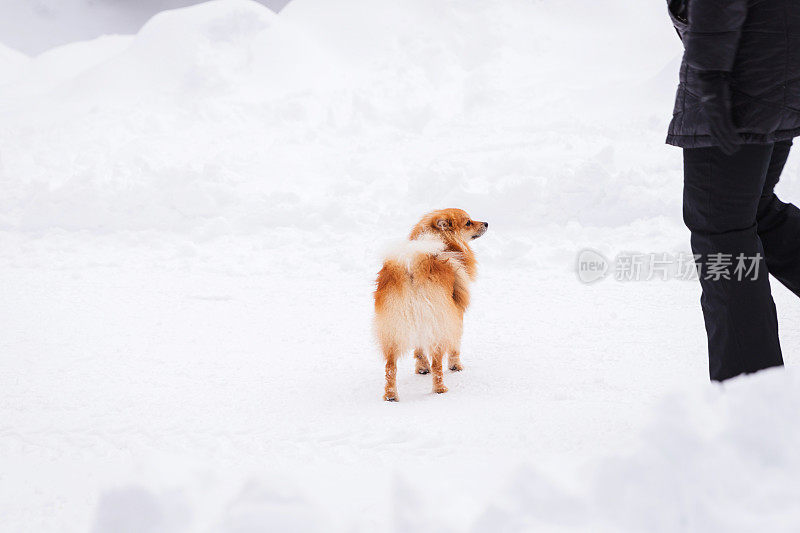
[2,35,133,97]
[0,0,704,245]
[0,42,28,85]
[589,367,800,532]
[475,368,800,531]
[70,0,276,98]
[66,0,335,100]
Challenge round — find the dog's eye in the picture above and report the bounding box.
[465,221,472,227]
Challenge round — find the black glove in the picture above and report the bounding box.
[696,70,742,155]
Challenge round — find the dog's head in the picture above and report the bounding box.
[410,208,488,242]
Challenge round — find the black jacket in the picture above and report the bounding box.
[667,0,800,148]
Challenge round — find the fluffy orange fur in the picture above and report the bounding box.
[374,208,488,401]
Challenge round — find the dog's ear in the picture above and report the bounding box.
[434,216,452,230]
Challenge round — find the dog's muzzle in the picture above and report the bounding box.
[471,221,488,239]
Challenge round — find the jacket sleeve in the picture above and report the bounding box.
[684,0,748,72]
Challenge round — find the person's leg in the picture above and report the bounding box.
[683,143,783,381]
[757,140,800,297]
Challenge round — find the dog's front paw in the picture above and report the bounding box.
[416,367,430,375]
[383,390,398,402]
[449,362,463,372]
[433,384,449,394]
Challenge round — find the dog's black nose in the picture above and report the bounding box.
[484,222,489,228]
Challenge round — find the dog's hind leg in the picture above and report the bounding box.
[414,348,431,374]
[431,347,448,394]
[449,328,464,372]
[383,346,399,402]
[448,347,463,372]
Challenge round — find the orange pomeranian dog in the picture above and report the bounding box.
[374,208,488,401]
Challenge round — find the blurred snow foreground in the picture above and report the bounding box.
[2,0,800,531]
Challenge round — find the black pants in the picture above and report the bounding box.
[683,140,800,381]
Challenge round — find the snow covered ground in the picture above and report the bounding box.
[2,0,800,531]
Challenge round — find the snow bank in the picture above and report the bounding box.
[0,0,291,55]
[68,0,319,99]
[0,42,27,85]
[0,0,702,247]
[1,35,133,97]
[590,367,800,532]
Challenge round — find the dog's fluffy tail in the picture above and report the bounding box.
[380,234,466,270]
[381,234,446,270]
